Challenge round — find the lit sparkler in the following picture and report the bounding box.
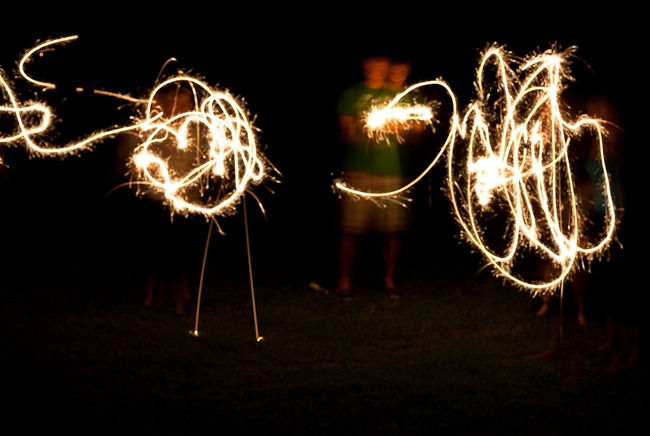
[2,35,136,157]
[335,80,456,200]
[449,45,617,295]
[336,45,618,295]
[127,75,274,219]
[3,35,276,218]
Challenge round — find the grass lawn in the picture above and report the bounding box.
[2,232,648,435]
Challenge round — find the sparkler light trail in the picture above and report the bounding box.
[1,35,136,157]
[449,44,618,295]
[2,35,278,219]
[3,36,277,340]
[336,45,619,295]
[335,79,455,200]
[127,75,276,219]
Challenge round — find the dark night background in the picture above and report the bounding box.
[0,8,642,279]
[1,7,647,434]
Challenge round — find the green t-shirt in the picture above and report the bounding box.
[337,82,402,176]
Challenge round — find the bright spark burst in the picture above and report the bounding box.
[365,87,434,131]
[128,75,274,219]
[336,45,618,295]
[336,80,454,200]
[1,35,277,219]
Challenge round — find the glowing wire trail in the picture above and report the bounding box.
[128,75,273,219]
[2,35,138,157]
[336,45,618,295]
[2,35,277,219]
[335,79,457,199]
[449,45,617,295]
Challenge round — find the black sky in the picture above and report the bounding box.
[0,9,642,271]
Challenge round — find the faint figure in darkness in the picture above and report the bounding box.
[110,84,202,317]
[529,92,638,373]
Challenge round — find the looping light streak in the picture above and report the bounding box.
[336,80,457,199]
[2,35,138,157]
[128,75,275,218]
[2,35,278,219]
[336,45,618,295]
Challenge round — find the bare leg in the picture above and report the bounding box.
[383,232,401,290]
[173,269,191,316]
[337,232,357,293]
[143,276,156,307]
[536,294,554,317]
[571,271,588,326]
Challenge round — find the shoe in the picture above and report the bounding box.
[386,288,403,300]
[334,289,353,301]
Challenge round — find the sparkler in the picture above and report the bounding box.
[335,79,456,200]
[3,35,277,218]
[127,75,273,219]
[4,35,619,297]
[336,45,618,295]
[449,45,618,295]
[2,36,278,340]
[2,35,136,157]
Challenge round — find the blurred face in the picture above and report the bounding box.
[362,57,390,87]
[387,63,411,88]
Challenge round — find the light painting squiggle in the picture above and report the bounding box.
[1,35,276,219]
[337,45,618,295]
[2,37,618,294]
[128,76,272,218]
[3,35,136,157]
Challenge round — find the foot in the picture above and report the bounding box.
[334,289,353,301]
[597,341,614,352]
[578,311,588,327]
[386,288,403,300]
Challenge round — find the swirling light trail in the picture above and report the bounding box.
[3,36,277,340]
[128,75,273,218]
[336,45,618,295]
[335,79,457,199]
[450,45,617,295]
[3,35,276,218]
[2,35,138,157]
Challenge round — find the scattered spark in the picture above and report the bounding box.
[2,35,279,219]
[2,35,137,158]
[126,75,276,219]
[335,45,618,295]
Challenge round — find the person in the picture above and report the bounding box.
[334,53,419,301]
[529,93,639,372]
[579,94,638,373]
[108,84,202,317]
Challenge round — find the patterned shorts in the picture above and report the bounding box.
[337,171,412,234]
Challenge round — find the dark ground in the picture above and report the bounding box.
[1,9,647,434]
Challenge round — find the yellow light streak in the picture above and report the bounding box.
[336,79,457,200]
[128,75,274,219]
[2,35,277,219]
[336,45,618,295]
[2,35,137,157]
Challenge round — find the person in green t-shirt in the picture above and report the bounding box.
[334,54,417,301]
